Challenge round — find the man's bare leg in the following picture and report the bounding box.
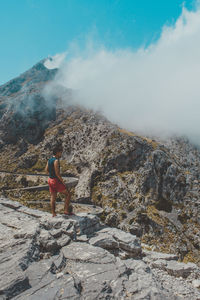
[61,189,71,214]
[50,192,57,217]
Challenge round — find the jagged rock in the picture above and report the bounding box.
[75,212,101,235]
[122,259,169,300]
[143,249,179,262]
[151,259,198,278]
[62,242,116,264]
[165,261,197,278]
[89,227,141,258]
[56,235,71,248]
[74,167,93,201]
[105,211,120,227]
[89,232,119,249]
[38,229,59,253]
[0,197,200,299]
[129,223,143,236]
[0,268,30,300]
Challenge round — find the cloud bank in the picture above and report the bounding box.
[46,5,200,144]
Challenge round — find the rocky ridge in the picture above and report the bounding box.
[0,197,200,300]
[0,60,199,267]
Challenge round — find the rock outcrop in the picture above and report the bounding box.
[0,197,200,300]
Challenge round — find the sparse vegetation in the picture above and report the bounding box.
[31,159,46,172]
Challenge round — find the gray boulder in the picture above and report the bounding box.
[89,227,141,258]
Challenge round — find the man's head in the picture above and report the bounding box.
[52,144,63,158]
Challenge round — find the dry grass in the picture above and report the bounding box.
[118,128,136,137]
[118,127,158,149]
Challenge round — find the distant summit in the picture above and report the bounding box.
[0,59,58,145]
[44,53,66,69]
[0,59,57,97]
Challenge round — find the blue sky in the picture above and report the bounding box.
[0,0,195,84]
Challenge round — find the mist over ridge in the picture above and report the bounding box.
[44,5,200,145]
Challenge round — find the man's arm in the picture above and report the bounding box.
[45,161,49,174]
[54,160,65,185]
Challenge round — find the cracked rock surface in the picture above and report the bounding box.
[0,197,200,300]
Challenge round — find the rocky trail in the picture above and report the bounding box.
[0,172,104,216]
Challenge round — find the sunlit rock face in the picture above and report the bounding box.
[0,59,199,270]
[1,198,200,300]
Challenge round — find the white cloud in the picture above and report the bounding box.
[44,53,66,69]
[47,5,200,144]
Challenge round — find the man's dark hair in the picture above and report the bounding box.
[52,144,63,155]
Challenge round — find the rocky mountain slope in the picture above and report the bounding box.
[1,197,200,299]
[0,59,199,270]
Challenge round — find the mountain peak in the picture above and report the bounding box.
[0,59,59,145]
[0,59,57,98]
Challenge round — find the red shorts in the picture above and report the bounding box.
[48,178,66,193]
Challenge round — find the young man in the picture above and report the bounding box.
[45,144,71,217]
